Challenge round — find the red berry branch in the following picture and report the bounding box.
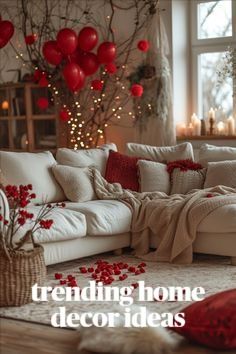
[0,185,65,259]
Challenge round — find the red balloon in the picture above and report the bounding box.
[105,62,117,74]
[79,52,99,76]
[38,77,49,87]
[137,40,150,52]
[59,109,70,122]
[25,34,37,45]
[78,27,98,52]
[43,41,63,66]
[63,63,85,92]
[91,79,103,91]
[69,48,84,64]
[131,84,143,97]
[0,20,14,49]
[57,28,78,55]
[37,97,49,110]
[97,42,116,64]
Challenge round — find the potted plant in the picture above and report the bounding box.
[0,184,65,307]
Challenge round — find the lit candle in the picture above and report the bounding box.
[208,107,215,121]
[187,123,194,136]
[1,100,9,110]
[217,121,225,135]
[193,118,201,136]
[191,113,198,125]
[227,116,235,136]
[176,122,186,137]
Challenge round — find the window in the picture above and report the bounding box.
[190,0,235,121]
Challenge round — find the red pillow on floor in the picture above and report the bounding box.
[172,289,236,350]
[105,150,140,191]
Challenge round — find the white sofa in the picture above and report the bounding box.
[0,143,236,266]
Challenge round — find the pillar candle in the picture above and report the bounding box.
[208,107,215,121]
[187,123,193,136]
[193,118,201,136]
[191,113,198,125]
[227,116,235,136]
[176,123,187,137]
[217,121,226,135]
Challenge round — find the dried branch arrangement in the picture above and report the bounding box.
[0,0,159,148]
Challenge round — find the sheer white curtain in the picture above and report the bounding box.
[135,9,176,146]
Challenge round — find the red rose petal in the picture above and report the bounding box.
[131,283,139,289]
[55,273,63,280]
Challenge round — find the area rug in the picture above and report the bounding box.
[0,253,235,326]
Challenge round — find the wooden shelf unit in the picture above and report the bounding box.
[0,82,68,152]
[177,135,236,141]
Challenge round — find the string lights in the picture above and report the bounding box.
[5,0,157,149]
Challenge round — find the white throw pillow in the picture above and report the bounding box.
[52,165,96,202]
[204,160,236,189]
[138,160,170,194]
[170,168,206,195]
[56,143,117,176]
[0,151,65,204]
[199,144,236,166]
[126,142,194,162]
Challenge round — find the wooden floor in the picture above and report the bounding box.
[0,318,234,354]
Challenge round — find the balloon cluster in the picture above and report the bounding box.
[42,26,117,92]
[0,18,14,49]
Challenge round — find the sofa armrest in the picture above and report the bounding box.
[0,189,9,232]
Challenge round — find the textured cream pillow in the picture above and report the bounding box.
[138,160,170,194]
[56,143,117,176]
[127,142,194,163]
[199,144,236,166]
[171,169,206,195]
[204,160,236,189]
[52,165,96,202]
[0,151,65,204]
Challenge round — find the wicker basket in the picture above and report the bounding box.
[0,244,46,307]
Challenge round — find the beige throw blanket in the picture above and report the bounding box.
[92,170,236,264]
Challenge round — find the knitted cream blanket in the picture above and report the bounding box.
[92,169,236,264]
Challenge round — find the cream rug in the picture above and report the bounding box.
[0,253,235,325]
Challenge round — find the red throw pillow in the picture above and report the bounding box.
[105,150,140,191]
[172,289,236,350]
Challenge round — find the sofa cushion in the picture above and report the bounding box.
[198,204,236,233]
[65,200,132,236]
[56,143,117,176]
[199,144,236,166]
[171,168,206,195]
[105,150,140,191]
[126,142,194,162]
[52,165,97,202]
[172,289,236,350]
[15,205,87,243]
[204,160,236,189]
[138,160,170,194]
[0,151,65,204]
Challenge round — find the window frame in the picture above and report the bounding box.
[190,0,236,118]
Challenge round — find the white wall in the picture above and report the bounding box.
[171,0,191,125]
